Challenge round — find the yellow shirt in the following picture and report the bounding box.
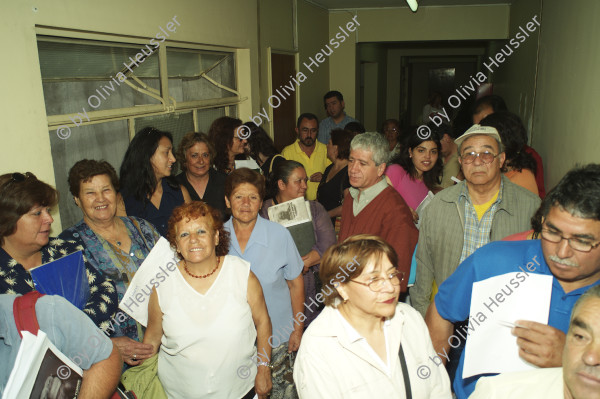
[281,140,331,200]
[473,190,499,220]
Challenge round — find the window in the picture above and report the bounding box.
[37,32,241,228]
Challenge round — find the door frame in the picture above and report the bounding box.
[266,47,300,139]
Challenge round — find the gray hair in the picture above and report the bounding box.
[570,285,600,322]
[350,132,390,166]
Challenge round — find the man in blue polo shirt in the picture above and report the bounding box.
[425,164,600,399]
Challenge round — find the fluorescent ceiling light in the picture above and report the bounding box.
[406,0,418,12]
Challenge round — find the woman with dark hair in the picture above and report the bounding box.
[381,119,402,156]
[262,160,336,327]
[0,172,117,330]
[386,128,443,213]
[480,111,539,196]
[175,131,228,218]
[144,202,272,399]
[317,129,352,225]
[208,116,248,174]
[294,235,451,398]
[58,159,160,365]
[120,127,192,236]
[244,122,285,179]
[224,168,304,399]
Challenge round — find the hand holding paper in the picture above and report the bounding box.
[512,320,566,368]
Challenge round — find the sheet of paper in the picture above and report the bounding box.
[119,237,179,326]
[235,158,261,170]
[462,272,553,378]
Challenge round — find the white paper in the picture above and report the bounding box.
[462,272,553,378]
[235,159,261,170]
[119,237,179,326]
[3,331,83,399]
[415,191,435,229]
[267,197,312,227]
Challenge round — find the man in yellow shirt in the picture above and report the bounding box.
[281,113,331,200]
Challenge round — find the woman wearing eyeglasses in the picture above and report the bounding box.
[293,235,451,399]
[0,172,117,330]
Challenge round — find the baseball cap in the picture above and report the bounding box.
[454,124,502,147]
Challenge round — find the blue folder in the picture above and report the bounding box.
[30,250,90,309]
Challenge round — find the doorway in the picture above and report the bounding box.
[270,52,298,151]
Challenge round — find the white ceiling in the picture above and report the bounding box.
[308,0,513,10]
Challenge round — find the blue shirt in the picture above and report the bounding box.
[435,239,600,399]
[224,216,303,344]
[0,294,113,393]
[317,114,356,144]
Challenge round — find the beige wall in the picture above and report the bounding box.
[297,0,330,119]
[492,0,542,135]
[531,0,600,189]
[1,0,336,232]
[329,5,511,117]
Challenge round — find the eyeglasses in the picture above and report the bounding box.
[541,227,600,252]
[1,172,34,193]
[350,271,405,292]
[460,151,499,165]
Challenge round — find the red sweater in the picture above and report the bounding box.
[525,145,545,198]
[339,186,418,292]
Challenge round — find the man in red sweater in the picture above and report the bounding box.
[339,132,418,292]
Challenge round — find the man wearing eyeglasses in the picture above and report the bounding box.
[412,124,541,317]
[282,113,331,200]
[424,164,600,398]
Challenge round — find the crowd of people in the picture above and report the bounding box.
[1,90,599,399]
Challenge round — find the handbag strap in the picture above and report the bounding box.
[399,344,412,399]
[269,154,284,174]
[13,291,44,338]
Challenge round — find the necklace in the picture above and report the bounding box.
[184,256,221,279]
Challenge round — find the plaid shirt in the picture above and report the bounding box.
[458,180,504,263]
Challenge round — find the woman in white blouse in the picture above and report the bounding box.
[293,234,451,399]
[143,202,272,399]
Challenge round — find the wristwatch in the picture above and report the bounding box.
[257,361,273,369]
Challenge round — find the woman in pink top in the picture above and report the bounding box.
[385,127,443,212]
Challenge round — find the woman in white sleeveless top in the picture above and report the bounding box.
[143,202,273,399]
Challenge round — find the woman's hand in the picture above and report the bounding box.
[111,336,155,366]
[287,329,303,353]
[254,366,272,399]
[301,250,320,274]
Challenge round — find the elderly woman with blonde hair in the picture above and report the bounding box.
[293,235,451,399]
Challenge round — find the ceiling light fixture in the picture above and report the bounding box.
[406,0,418,12]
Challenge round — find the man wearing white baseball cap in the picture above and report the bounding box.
[410,124,540,393]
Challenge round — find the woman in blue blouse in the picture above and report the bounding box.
[58,159,161,366]
[0,172,117,330]
[224,168,304,399]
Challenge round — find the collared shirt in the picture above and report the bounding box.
[281,140,331,201]
[350,178,389,216]
[294,304,452,399]
[224,216,303,344]
[435,239,600,398]
[337,310,392,376]
[470,367,564,399]
[317,113,357,144]
[458,180,503,263]
[0,295,113,393]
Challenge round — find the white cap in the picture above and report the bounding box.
[454,124,502,147]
